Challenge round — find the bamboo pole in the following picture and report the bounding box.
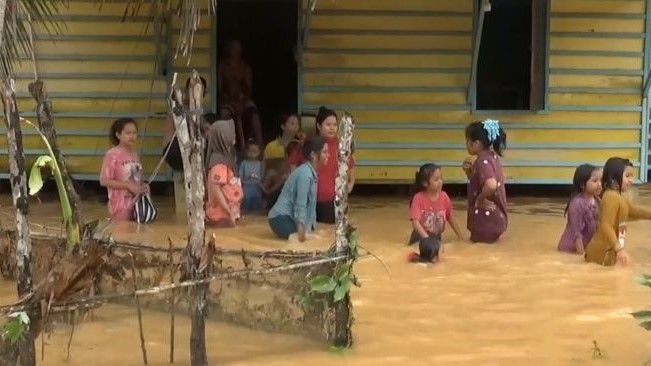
[1,77,36,365]
[168,238,176,364]
[167,70,208,366]
[129,252,148,364]
[333,112,355,348]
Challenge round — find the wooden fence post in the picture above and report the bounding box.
[1,78,36,365]
[333,112,354,347]
[167,70,209,366]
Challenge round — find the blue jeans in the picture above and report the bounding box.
[268,215,297,240]
[242,183,263,212]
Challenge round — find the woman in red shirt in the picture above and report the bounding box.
[288,106,355,223]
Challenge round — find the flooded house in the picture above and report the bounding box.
[1,0,650,185]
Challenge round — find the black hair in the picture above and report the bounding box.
[564,164,599,216]
[203,112,219,125]
[409,163,442,205]
[186,76,207,98]
[302,135,326,162]
[246,138,260,149]
[465,121,507,156]
[408,237,441,263]
[315,106,337,134]
[109,117,137,146]
[279,112,301,134]
[602,157,633,194]
[219,104,235,120]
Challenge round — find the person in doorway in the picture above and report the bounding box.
[407,163,465,263]
[557,164,602,255]
[585,157,651,266]
[239,139,265,213]
[100,118,150,221]
[268,136,328,241]
[465,119,508,244]
[261,113,301,207]
[162,76,208,171]
[205,118,243,227]
[287,106,355,224]
[218,40,262,152]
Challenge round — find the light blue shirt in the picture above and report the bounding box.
[268,162,317,232]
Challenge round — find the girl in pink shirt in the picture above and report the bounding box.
[100,118,149,221]
[408,163,465,263]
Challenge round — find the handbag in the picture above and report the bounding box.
[133,193,158,223]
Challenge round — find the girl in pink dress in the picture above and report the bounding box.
[557,164,602,254]
[100,118,149,221]
[464,119,508,243]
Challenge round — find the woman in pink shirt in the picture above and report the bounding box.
[100,118,150,221]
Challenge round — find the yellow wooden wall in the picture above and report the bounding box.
[0,0,213,181]
[302,0,647,184]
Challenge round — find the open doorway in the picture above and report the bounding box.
[216,0,299,147]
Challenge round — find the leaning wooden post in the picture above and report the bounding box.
[1,78,36,364]
[167,70,208,366]
[333,112,354,347]
[28,80,83,232]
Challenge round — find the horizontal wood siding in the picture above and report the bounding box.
[0,0,214,181]
[302,0,646,184]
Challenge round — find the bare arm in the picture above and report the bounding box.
[411,219,430,240]
[448,216,465,240]
[209,182,232,215]
[475,178,497,207]
[628,200,651,221]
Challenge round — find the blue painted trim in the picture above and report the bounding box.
[18,111,165,118]
[14,73,168,80]
[641,0,651,181]
[302,104,466,111]
[544,0,551,112]
[314,9,473,17]
[468,0,484,109]
[310,29,472,36]
[550,12,645,19]
[550,50,644,57]
[0,149,165,157]
[551,32,645,39]
[549,87,641,94]
[302,0,314,49]
[304,48,470,55]
[0,128,163,137]
[355,123,641,130]
[549,105,642,112]
[355,142,641,150]
[356,160,641,168]
[303,67,470,74]
[14,91,168,99]
[550,68,643,76]
[0,173,173,183]
[304,86,466,93]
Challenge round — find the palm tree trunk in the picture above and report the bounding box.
[1,78,36,365]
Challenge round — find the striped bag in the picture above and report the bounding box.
[134,194,158,224]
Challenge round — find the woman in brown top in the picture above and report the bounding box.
[585,157,651,266]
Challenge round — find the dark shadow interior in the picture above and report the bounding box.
[476,0,532,110]
[217,0,298,144]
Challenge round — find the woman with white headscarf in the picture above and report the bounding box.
[205,118,243,227]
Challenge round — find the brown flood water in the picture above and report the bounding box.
[2,190,651,365]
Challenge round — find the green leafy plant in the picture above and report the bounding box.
[1,312,29,345]
[307,226,361,303]
[22,118,79,248]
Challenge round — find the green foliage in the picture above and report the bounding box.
[306,226,361,303]
[22,118,79,248]
[1,312,29,345]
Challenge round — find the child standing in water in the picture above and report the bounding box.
[239,140,264,213]
[585,157,651,266]
[557,164,602,254]
[408,164,464,263]
[100,118,149,221]
[464,119,508,243]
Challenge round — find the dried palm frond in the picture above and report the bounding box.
[0,0,63,78]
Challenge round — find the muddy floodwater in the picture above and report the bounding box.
[2,189,651,365]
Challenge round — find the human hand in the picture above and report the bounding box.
[616,249,630,265]
[141,183,150,194]
[462,156,476,176]
[347,182,354,194]
[127,182,142,195]
[475,198,496,211]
